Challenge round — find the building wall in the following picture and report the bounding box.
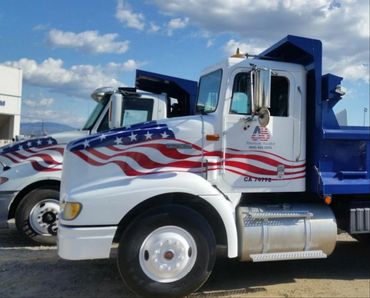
[0,65,22,145]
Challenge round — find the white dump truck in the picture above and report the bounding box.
[58,36,370,297]
[0,71,197,244]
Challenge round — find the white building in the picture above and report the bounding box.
[0,65,22,146]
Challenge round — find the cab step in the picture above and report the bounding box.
[247,210,313,220]
[250,250,327,262]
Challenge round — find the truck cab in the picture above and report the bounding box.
[0,72,197,244]
[58,35,369,297]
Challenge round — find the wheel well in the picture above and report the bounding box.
[114,193,228,248]
[8,180,60,220]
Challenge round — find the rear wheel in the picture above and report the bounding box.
[117,205,216,297]
[15,188,60,245]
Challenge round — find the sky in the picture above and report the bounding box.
[0,0,369,128]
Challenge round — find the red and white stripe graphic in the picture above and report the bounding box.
[74,139,206,176]
[1,145,64,172]
[224,148,305,181]
[72,138,305,181]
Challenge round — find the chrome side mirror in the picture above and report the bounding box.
[252,68,271,126]
[258,107,270,127]
[109,93,123,129]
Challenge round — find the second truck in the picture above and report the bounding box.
[0,70,197,244]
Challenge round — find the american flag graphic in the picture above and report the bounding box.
[224,148,306,181]
[70,121,305,181]
[68,122,207,176]
[251,126,270,141]
[0,137,64,172]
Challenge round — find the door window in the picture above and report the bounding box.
[230,72,251,115]
[270,76,289,117]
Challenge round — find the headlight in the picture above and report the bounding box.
[61,202,82,220]
[0,177,8,185]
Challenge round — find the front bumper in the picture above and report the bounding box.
[58,224,117,260]
[0,191,18,228]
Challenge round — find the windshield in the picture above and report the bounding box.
[82,96,109,130]
[196,69,222,113]
[97,97,154,132]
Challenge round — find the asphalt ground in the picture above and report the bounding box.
[0,229,369,297]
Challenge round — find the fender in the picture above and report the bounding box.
[0,164,61,192]
[61,171,239,258]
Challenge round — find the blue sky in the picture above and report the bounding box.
[0,0,369,127]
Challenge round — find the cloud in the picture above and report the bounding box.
[23,97,54,108]
[153,0,369,83]
[166,17,189,36]
[223,39,266,56]
[3,58,143,98]
[21,106,87,127]
[21,96,86,127]
[206,39,214,48]
[325,55,369,83]
[47,29,130,54]
[33,24,50,31]
[148,22,160,33]
[107,59,146,72]
[116,0,145,30]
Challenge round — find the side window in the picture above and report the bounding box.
[97,113,109,132]
[270,76,289,117]
[97,97,154,132]
[230,72,251,115]
[121,97,154,126]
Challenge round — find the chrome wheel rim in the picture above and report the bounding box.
[29,199,60,236]
[139,225,197,283]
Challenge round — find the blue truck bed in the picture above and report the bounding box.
[259,35,370,196]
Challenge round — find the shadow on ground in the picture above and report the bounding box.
[197,238,370,296]
[0,229,369,298]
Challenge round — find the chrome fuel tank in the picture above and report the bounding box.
[237,203,337,261]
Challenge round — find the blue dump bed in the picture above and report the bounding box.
[135,69,198,115]
[319,126,370,194]
[259,35,370,196]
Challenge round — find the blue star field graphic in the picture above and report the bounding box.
[68,121,175,152]
[0,137,58,154]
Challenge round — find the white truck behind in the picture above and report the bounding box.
[0,72,197,244]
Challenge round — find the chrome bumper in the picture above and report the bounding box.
[0,191,17,228]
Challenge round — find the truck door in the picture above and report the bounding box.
[222,68,305,192]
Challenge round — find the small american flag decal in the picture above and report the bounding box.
[251,126,270,141]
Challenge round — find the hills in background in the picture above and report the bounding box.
[20,122,78,137]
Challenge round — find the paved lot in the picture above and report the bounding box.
[0,229,369,297]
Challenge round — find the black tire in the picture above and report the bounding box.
[352,233,370,243]
[117,205,216,298]
[15,188,60,245]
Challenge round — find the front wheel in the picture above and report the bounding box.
[117,205,216,297]
[15,188,60,245]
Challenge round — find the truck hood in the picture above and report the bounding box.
[66,117,201,152]
[61,116,207,193]
[0,130,88,170]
